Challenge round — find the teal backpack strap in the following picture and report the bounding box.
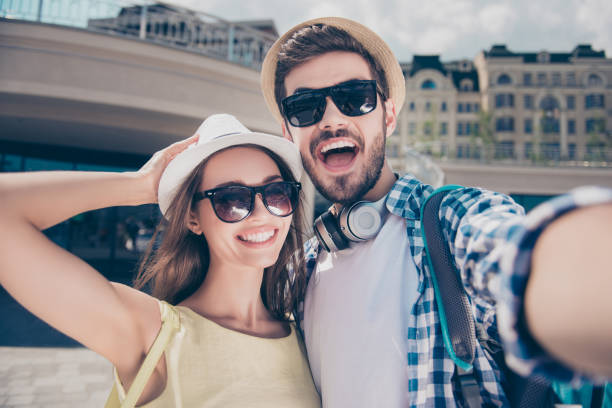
[420,185,473,371]
[421,185,481,406]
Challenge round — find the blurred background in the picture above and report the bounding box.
[1,0,611,406]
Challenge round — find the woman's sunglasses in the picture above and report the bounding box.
[193,181,301,223]
[281,80,378,127]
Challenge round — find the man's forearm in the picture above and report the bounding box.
[525,204,612,377]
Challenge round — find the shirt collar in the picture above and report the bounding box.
[385,174,433,220]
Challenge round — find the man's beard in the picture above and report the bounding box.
[302,126,386,205]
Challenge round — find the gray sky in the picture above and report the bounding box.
[169,0,611,63]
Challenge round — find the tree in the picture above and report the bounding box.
[470,110,495,160]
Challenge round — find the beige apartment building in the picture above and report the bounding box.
[389,44,612,169]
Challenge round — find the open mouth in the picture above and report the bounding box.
[316,139,360,171]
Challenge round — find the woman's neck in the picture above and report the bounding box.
[180,259,273,331]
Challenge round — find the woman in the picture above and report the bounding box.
[0,114,321,407]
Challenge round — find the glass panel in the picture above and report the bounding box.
[24,158,73,171]
[70,208,114,261]
[114,204,162,260]
[1,154,23,172]
[76,163,134,172]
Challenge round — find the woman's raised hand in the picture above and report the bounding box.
[136,134,199,203]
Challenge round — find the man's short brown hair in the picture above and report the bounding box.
[274,24,390,109]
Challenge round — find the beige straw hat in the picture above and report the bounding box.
[260,16,406,124]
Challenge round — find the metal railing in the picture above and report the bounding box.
[0,0,278,70]
[394,142,612,168]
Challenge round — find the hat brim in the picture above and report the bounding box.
[157,133,302,217]
[261,17,405,124]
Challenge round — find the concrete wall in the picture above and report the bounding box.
[0,19,279,155]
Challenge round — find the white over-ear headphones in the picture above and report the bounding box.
[313,195,388,253]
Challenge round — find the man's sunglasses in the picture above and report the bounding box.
[193,181,301,223]
[281,79,378,127]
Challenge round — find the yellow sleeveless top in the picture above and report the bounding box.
[113,303,321,408]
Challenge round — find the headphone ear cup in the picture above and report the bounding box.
[314,210,349,252]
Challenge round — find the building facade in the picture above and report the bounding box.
[389,44,612,169]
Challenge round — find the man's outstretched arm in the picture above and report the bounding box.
[526,203,612,378]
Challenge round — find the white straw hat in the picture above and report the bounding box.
[157,114,302,217]
[260,16,406,124]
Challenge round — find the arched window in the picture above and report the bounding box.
[421,79,436,90]
[497,74,512,85]
[587,73,603,87]
[460,79,473,92]
[539,95,560,111]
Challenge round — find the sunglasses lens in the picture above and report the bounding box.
[282,92,326,127]
[263,182,298,216]
[332,81,377,116]
[212,187,252,222]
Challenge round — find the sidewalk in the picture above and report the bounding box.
[0,346,113,408]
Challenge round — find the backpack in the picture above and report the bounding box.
[421,185,559,407]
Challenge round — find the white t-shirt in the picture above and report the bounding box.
[303,213,420,408]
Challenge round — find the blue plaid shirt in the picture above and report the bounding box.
[297,174,612,407]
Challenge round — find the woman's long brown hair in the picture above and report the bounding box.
[134,145,307,321]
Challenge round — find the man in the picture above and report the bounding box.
[260,17,612,406]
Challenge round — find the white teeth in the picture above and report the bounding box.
[321,140,356,154]
[240,230,275,243]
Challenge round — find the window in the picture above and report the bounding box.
[537,52,550,63]
[474,123,479,134]
[524,94,534,109]
[424,122,432,135]
[387,144,399,158]
[474,103,480,112]
[457,122,464,136]
[465,122,472,135]
[586,118,605,133]
[524,142,533,159]
[585,94,605,109]
[568,119,575,134]
[496,141,515,158]
[409,122,416,135]
[540,142,560,160]
[441,101,447,112]
[587,74,603,87]
[566,95,575,110]
[495,93,515,108]
[421,79,436,90]
[495,117,515,132]
[425,102,432,112]
[566,72,576,86]
[541,117,560,134]
[440,122,448,135]
[537,72,547,86]
[523,73,532,86]
[497,73,512,85]
[551,72,561,86]
[460,79,473,91]
[524,119,533,134]
[457,103,463,113]
[409,102,415,111]
[466,103,472,113]
[540,95,560,111]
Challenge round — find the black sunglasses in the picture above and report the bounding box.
[281,79,378,127]
[193,181,301,223]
